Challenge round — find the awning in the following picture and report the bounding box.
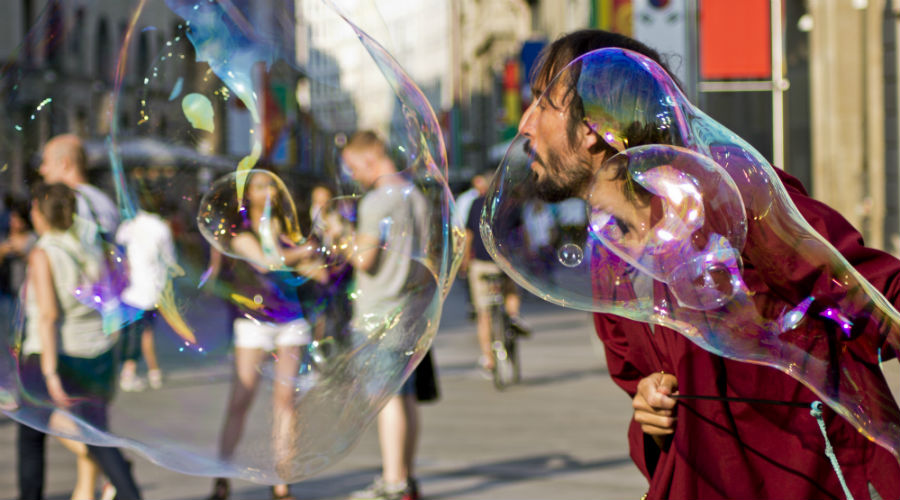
[84,137,235,171]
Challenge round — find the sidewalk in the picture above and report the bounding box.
[0,283,649,499]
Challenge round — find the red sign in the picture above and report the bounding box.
[699,0,771,80]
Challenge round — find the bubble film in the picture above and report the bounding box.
[484,48,900,461]
[1,0,460,483]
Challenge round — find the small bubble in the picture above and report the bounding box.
[557,243,584,268]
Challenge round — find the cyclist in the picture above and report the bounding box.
[463,193,530,375]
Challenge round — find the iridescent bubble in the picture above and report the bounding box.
[557,243,584,267]
[1,0,461,485]
[484,47,900,462]
[198,169,304,274]
[586,146,746,310]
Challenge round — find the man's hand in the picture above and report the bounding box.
[633,371,678,447]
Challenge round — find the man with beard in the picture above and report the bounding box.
[518,30,900,500]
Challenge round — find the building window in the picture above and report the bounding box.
[96,18,111,83]
[71,8,85,65]
[137,31,150,82]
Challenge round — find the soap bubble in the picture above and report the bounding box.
[557,243,584,268]
[1,0,461,484]
[483,47,900,461]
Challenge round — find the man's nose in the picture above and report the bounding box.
[517,102,538,136]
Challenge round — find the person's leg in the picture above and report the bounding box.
[87,445,141,500]
[377,394,409,484]
[56,436,100,500]
[140,315,163,389]
[272,343,302,497]
[140,317,159,373]
[468,262,494,370]
[400,393,419,480]
[218,346,265,459]
[475,309,493,369]
[118,317,145,392]
[504,290,521,318]
[209,321,268,498]
[17,422,46,500]
[503,278,530,335]
[71,353,141,500]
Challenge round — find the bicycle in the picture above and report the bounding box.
[481,272,521,390]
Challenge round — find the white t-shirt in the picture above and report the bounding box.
[116,211,177,310]
[556,197,587,226]
[523,201,555,249]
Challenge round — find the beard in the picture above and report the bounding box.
[529,147,594,203]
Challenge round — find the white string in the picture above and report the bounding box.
[810,401,855,500]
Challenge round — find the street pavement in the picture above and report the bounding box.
[0,280,649,500]
[5,281,899,500]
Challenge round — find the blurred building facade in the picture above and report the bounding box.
[4,0,900,253]
[464,0,900,253]
[453,0,532,179]
[0,0,195,199]
[299,0,452,135]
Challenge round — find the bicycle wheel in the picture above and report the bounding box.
[492,341,516,390]
[490,306,515,390]
[505,329,521,384]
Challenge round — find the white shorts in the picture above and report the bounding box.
[233,317,312,351]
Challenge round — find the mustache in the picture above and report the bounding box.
[523,140,545,167]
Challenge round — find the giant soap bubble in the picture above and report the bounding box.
[483,48,900,462]
[0,0,461,484]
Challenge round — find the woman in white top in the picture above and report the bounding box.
[18,183,141,500]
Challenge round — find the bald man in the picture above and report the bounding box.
[39,134,119,238]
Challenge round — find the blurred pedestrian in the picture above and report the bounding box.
[18,183,141,500]
[554,197,587,248]
[463,193,529,375]
[207,170,325,500]
[455,173,491,320]
[38,134,119,241]
[0,198,36,324]
[453,173,488,229]
[341,131,438,500]
[522,200,557,280]
[115,192,181,392]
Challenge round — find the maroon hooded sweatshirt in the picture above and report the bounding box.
[594,169,900,499]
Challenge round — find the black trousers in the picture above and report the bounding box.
[17,351,142,499]
[17,422,142,500]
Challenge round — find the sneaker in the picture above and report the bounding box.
[348,477,418,500]
[147,369,163,390]
[405,477,420,500]
[508,316,531,337]
[119,372,146,392]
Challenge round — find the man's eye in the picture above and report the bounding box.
[540,98,560,111]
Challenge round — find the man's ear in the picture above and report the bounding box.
[581,121,603,155]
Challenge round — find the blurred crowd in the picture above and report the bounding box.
[1,131,447,500]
